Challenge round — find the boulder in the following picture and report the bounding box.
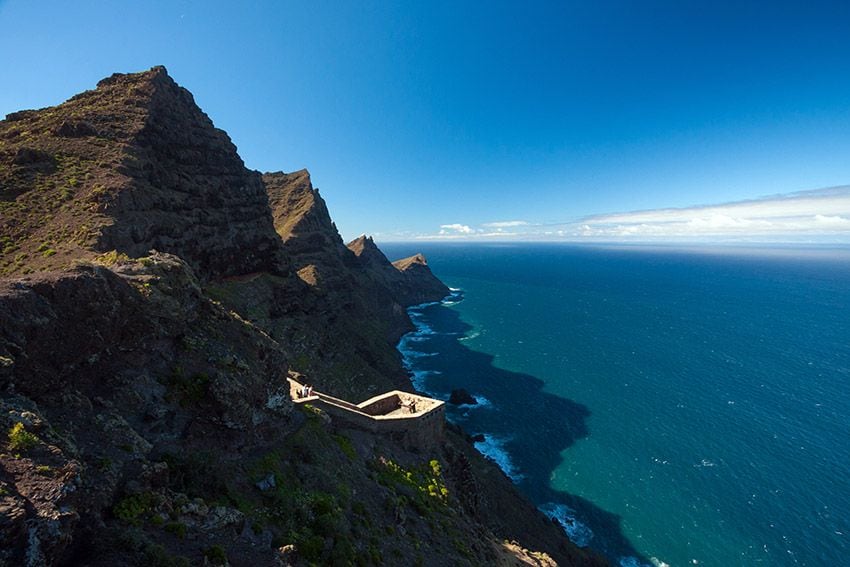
[449,388,477,406]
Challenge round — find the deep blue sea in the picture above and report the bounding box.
[381,243,850,567]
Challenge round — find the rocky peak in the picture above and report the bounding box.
[347,234,373,254]
[1,66,283,280]
[347,234,394,267]
[392,253,429,270]
[390,252,450,304]
[262,169,354,288]
[263,169,339,243]
[344,236,449,306]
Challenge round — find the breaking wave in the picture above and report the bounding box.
[473,434,524,483]
[539,502,594,548]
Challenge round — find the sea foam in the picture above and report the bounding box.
[539,502,594,547]
[473,434,524,483]
[619,556,670,567]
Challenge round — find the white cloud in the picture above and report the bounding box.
[813,214,850,228]
[482,220,529,228]
[409,187,850,242]
[574,186,850,241]
[439,223,473,235]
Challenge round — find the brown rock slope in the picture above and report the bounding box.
[0,67,606,566]
[0,66,282,279]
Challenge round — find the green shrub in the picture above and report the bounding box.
[143,543,191,567]
[8,422,40,453]
[371,456,449,514]
[333,434,356,459]
[113,492,157,525]
[95,250,129,266]
[162,451,228,501]
[299,534,325,562]
[204,545,227,565]
[164,367,210,406]
[164,521,187,539]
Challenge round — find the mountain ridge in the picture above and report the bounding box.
[0,66,605,567]
[1,65,283,280]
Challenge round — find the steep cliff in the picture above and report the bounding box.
[202,168,417,399]
[0,67,605,567]
[0,253,293,566]
[348,235,450,305]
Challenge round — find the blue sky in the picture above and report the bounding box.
[2,1,850,242]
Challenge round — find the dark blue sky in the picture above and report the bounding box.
[2,1,849,241]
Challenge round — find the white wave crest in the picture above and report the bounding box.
[472,395,493,408]
[404,350,439,359]
[618,556,670,567]
[473,434,524,483]
[408,369,441,391]
[539,502,594,547]
[459,330,481,341]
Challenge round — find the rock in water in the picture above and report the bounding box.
[449,388,477,405]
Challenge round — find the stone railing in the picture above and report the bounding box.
[288,378,445,448]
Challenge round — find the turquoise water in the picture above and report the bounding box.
[382,243,850,566]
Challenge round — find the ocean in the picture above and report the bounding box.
[381,243,850,567]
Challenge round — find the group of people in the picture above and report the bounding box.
[296,383,315,398]
[401,397,417,413]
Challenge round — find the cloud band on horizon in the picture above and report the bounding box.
[415,186,850,242]
[576,186,850,240]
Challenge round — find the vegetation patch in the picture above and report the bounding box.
[333,433,357,460]
[204,545,228,565]
[113,491,159,525]
[162,451,228,501]
[142,543,191,567]
[8,422,40,453]
[162,366,211,406]
[163,521,187,539]
[95,249,130,266]
[372,456,449,512]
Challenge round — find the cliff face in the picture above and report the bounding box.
[0,66,282,280]
[0,253,293,566]
[0,67,604,567]
[349,235,451,305]
[263,169,355,288]
[265,170,341,252]
[214,168,417,399]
